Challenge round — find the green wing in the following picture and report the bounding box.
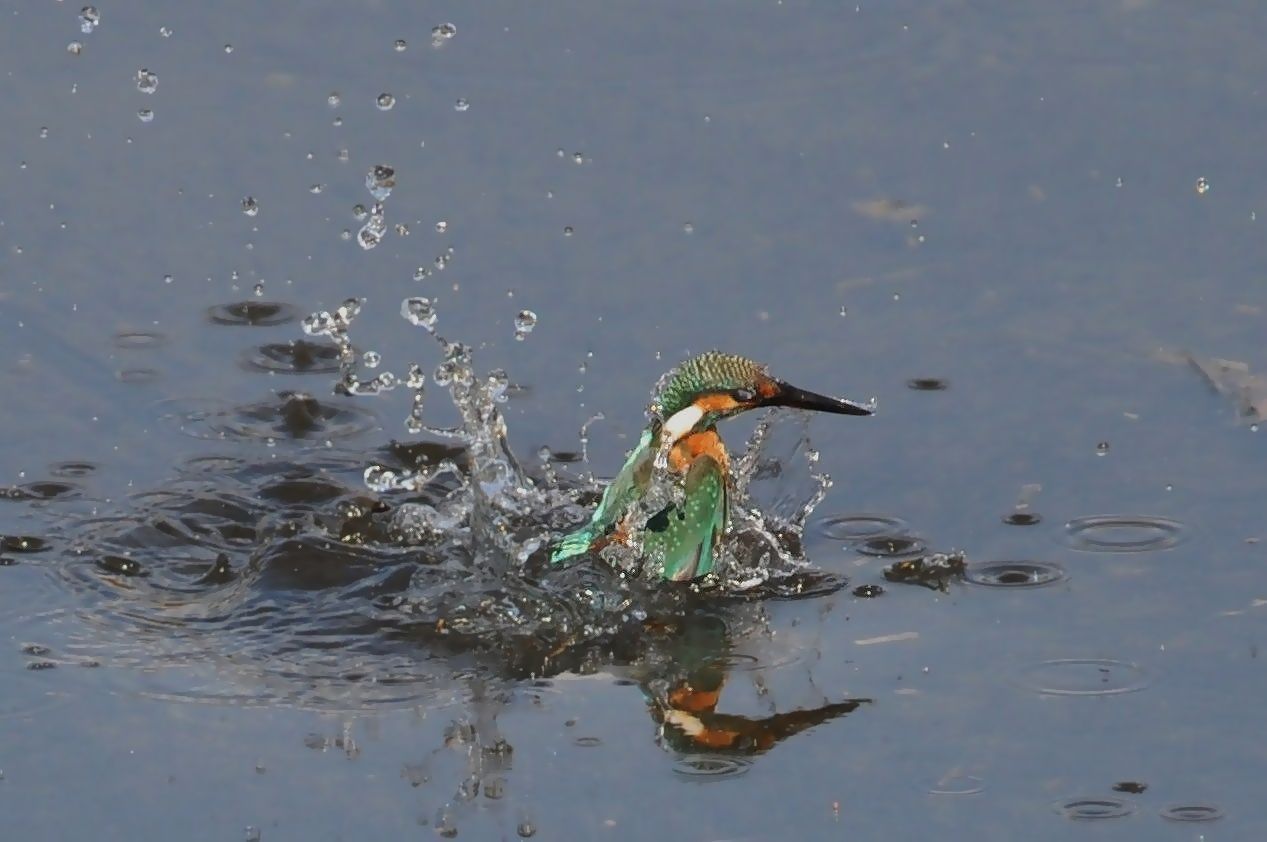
[551,427,656,563]
[644,454,728,582]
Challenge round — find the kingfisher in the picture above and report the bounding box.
[551,352,872,582]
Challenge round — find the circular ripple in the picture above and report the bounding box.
[1,536,49,554]
[1002,511,1042,526]
[857,535,926,557]
[242,340,344,375]
[207,301,298,327]
[113,330,168,349]
[966,561,1066,588]
[573,736,602,748]
[1018,659,1150,696]
[818,513,910,541]
[117,367,161,384]
[906,378,948,391]
[1065,515,1183,553]
[1053,797,1134,820]
[927,773,984,796]
[159,394,377,443]
[672,756,753,780]
[1160,804,1223,822]
[49,461,97,478]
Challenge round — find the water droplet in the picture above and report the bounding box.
[1195,176,1210,195]
[365,164,395,201]
[454,98,470,112]
[137,108,154,123]
[857,535,926,557]
[431,22,457,44]
[1019,658,1150,696]
[572,152,584,165]
[965,560,1066,588]
[159,26,172,37]
[413,266,430,282]
[223,44,234,54]
[682,222,694,234]
[327,92,341,108]
[241,196,259,216]
[1053,797,1134,820]
[308,184,323,194]
[514,309,537,341]
[401,297,438,330]
[1065,515,1183,552]
[243,826,261,842]
[839,306,848,317]
[394,223,410,236]
[135,68,158,94]
[516,822,536,838]
[39,127,49,139]
[376,93,395,111]
[563,226,574,236]
[67,41,83,55]
[79,6,100,34]
[1095,441,1109,455]
[435,220,448,233]
[393,39,407,52]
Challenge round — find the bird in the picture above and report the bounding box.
[551,352,872,581]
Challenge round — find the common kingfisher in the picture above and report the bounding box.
[551,352,872,581]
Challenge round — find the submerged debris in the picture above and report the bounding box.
[882,552,967,591]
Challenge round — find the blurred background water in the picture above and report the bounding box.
[2,2,1265,839]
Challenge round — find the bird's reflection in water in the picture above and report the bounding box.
[632,612,868,756]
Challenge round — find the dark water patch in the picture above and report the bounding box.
[159,392,378,442]
[905,377,948,391]
[1160,803,1223,822]
[207,301,298,327]
[1017,658,1150,696]
[817,513,910,541]
[112,330,167,349]
[96,555,146,577]
[1,536,49,554]
[852,584,884,598]
[672,756,753,780]
[116,367,161,384]
[1065,515,1184,552]
[1,481,83,502]
[858,535,926,557]
[1002,511,1042,526]
[1053,796,1134,820]
[242,340,344,375]
[49,461,98,478]
[882,553,966,591]
[965,561,1066,588]
[572,736,602,747]
[1112,781,1147,794]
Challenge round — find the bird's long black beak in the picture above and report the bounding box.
[768,381,873,416]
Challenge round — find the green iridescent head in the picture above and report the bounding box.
[651,352,873,444]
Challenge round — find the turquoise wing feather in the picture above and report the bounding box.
[643,454,728,582]
[551,427,656,563]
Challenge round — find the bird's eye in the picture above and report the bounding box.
[734,388,756,403]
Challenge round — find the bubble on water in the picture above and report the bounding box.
[67,41,83,56]
[454,98,470,112]
[431,22,457,45]
[435,220,448,233]
[136,68,158,94]
[365,165,395,201]
[1195,177,1210,195]
[137,109,154,123]
[513,310,537,341]
[79,6,100,34]
[309,184,324,194]
[818,513,910,541]
[1095,440,1109,455]
[376,93,395,111]
[241,196,259,217]
[393,39,407,52]
[401,297,438,331]
[223,44,234,54]
[965,560,1066,588]
[327,92,340,108]
[563,226,574,236]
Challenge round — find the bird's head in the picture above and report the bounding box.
[651,352,872,448]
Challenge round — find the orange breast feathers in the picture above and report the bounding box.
[667,429,730,475]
